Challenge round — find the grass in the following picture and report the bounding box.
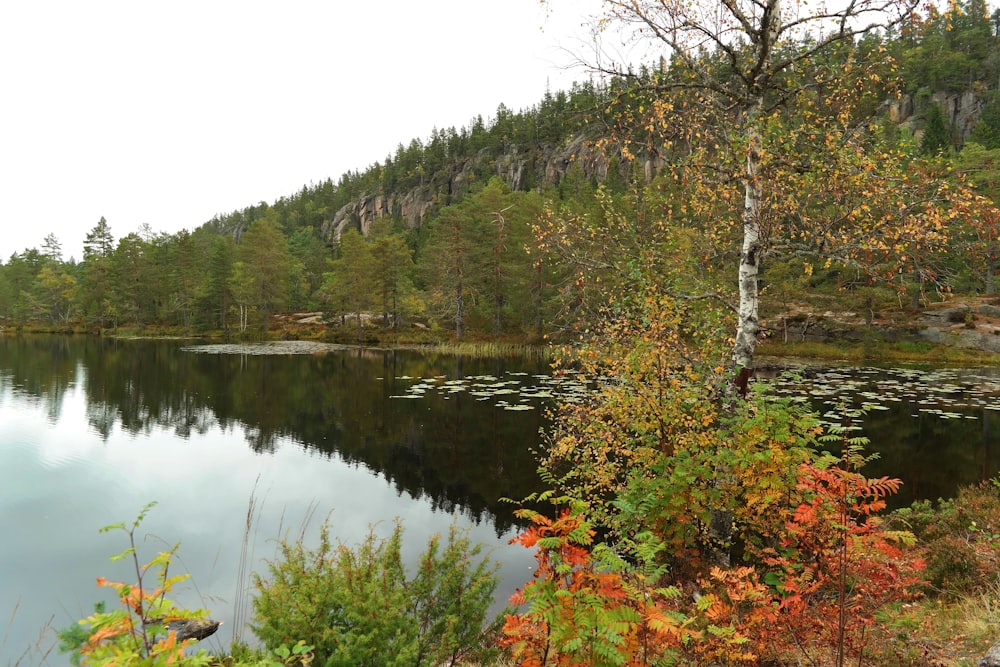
[758,337,1000,365]
[876,586,1000,666]
[402,341,551,360]
[231,476,261,649]
[2,601,56,667]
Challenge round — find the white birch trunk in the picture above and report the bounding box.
[732,0,780,381]
[734,121,763,375]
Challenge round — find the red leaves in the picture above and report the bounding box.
[514,525,543,549]
[505,448,926,666]
[503,506,778,666]
[503,508,686,666]
[757,455,926,664]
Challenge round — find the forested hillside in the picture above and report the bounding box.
[48,3,1000,666]
[4,0,1000,343]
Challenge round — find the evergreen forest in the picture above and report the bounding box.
[6,0,1000,347]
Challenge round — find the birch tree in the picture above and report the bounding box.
[577,0,940,385]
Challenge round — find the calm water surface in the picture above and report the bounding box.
[0,336,551,665]
[769,364,1000,504]
[4,336,1000,665]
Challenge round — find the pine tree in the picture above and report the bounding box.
[368,219,414,329]
[319,229,375,340]
[229,214,294,332]
[83,217,114,259]
[921,103,952,155]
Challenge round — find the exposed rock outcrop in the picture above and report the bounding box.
[320,185,437,240]
[319,133,625,243]
[323,84,993,246]
[919,302,1000,353]
[889,90,985,145]
[763,298,1000,354]
[937,90,984,143]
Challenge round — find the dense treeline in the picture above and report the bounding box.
[4,0,1000,341]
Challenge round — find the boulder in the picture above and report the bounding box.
[980,640,1000,667]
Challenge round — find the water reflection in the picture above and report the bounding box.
[5,335,1000,665]
[0,336,545,665]
[771,365,1000,506]
[3,336,549,533]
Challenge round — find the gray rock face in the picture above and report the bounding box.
[320,133,625,243]
[977,304,1000,319]
[891,89,986,145]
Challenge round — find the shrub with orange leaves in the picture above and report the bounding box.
[65,502,216,666]
[504,449,925,667]
[753,439,926,667]
[501,499,769,666]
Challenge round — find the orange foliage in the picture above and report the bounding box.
[504,449,925,666]
[501,507,762,666]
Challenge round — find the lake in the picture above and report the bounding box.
[3,336,1000,665]
[767,364,1000,505]
[0,336,566,665]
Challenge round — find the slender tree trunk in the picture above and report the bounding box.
[493,228,505,337]
[455,279,465,340]
[494,293,503,336]
[733,0,781,391]
[381,279,391,328]
[722,0,783,567]
[714,115,765,560]
[454,227,465,339]
[987,251,996,295]
[734,117,764,392]
[391,287,398,330]
[534,262,544,338]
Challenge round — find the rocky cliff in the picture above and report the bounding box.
[319,133,624,242]
[322,87,989,244]
[889,89,985,144]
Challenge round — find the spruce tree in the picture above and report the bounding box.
[921,103,951,155]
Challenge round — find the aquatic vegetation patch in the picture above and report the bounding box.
[181,341,358,355]
[180,342,1000,427]
[386,370,588,412]
[770,365,1000,427]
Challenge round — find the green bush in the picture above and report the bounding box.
[251,521,500,667]
[892,481,1000,597]
[922,533,981,594]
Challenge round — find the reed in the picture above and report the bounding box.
[3,600,57,667]
[231,475,261,648]
[759,338,1000,365]
[406,341,551,361]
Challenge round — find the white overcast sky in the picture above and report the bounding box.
[0,0,608,261]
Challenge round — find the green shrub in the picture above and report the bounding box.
[251,521,500,667]
[220,641,315,666]
[892,481,1000,597]
[922,533,981,594]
